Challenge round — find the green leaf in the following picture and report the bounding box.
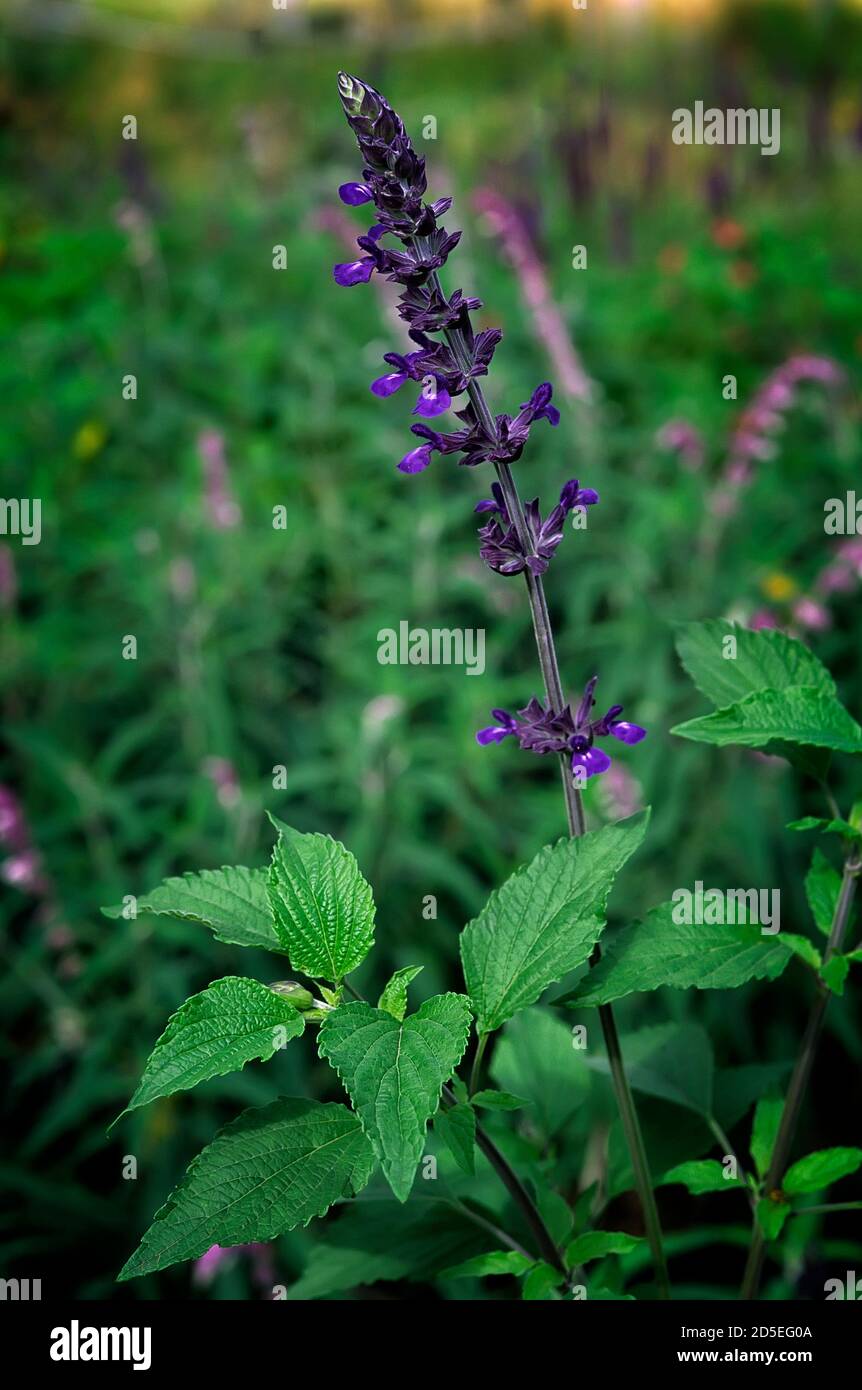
[562,900,792,1007]
[113,977,304,1126]
[377,965,423,1021]
[460,811,649,1034]
[783,1147,862,1195]
[490,1008,590,1140]
[102,865,279,952]
[267,817,375,981]
[821,955,850,995]
[442,1250,534,1279]
[751,1096,784,1180]
[671,686,862,756]
[434,1102,476,1175]
[661,1160,744,1195]
[675,619,836,707]
[788,817,860,839]
[713,1063,791,1130]
[566,1231,643,1265]
[586,1022,713,1116]
[470,1089,529,1111]
[779,934,822,972]
[757,1196,790,1240]
[317,994,472,1202]
[118,1099,375,1281]
[805,849,842,937]
[286,1197,492,1299]
[521,1261,563,1300]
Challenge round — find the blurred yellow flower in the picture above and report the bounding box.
[73,420,107,460]
[762,572,797,601]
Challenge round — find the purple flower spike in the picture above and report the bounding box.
[338,182,373,206]
[413,382,451,417]
[398,443,434,474]
[476,677,645,780]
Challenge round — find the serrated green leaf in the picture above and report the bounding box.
[102,865,279,951]
[751,1096,784,1180]
[534,1183,574,1245]
[661,1160,745,1195]
[266,817,375,981]
[783,1147,862,1194]
[434,1102,476,1175]
[562,900,792,1007]
[461,812,649,1034]
[378,965,423,1021]
[756,1196,790,1240]
[114,976,304,1126]
[779,933,822,971]
[317,994,472,1202]
[118,1099,375,1280]
[788,817,860,839]
[805,848,843,937]
[671,686,862,755]
[442,1250,534,1279]
[566,1230,643,1265]
[675,619,836,707]
[470,1089,529,1111]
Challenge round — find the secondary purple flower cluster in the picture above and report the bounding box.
[477,678,646,779]
[476,478,598,576]
[333,72,560,479]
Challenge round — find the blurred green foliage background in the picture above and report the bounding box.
[1,0,861,1299]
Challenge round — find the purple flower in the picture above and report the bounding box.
[476,478,598,577]
[338,182,373,206]
[476,676,645,780]
[333,224,387,287]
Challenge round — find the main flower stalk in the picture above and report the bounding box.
[333,71,669,1296]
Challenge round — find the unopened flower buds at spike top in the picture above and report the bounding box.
[268,981,315,1011]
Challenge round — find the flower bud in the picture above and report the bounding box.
[268,980,314,1011]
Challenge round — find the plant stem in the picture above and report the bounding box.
[422,256,668,1294]
[469,1032,488,1096]
[740,852,860,1299]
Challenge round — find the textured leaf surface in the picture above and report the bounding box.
[661,1160,744,1195]
[676,619,835,707]
[471,1089,529,1111]
[378,965,423,1021]
[267,817,375,980]
[461,812,649,1034]
[102,866,279,951]
[116,977,305,1123]
[671,686,862,754]
[783,1147,862,1194]
[118,1099,375,1280]
[317,994,472,1201]
[563,901,792,1006]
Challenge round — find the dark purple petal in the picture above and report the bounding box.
[575,676,599,728]
[413,382,452,418]
[610,721,647,745]
[572,746,612,778]
[338,181,373,206]
[371,372,407,397]
[577,487,599,506]
[397,443,434,474]
[333,258,374,287]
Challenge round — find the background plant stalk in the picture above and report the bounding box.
[740,852,861,1299]
[430,270,670,1296]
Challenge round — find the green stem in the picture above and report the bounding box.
[469,1033,489,1097]
[740,852,860,1299]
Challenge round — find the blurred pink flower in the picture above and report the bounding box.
[198,430,241,530]
[792,597,831,631]
[749,609,779,630]
[656,419,704,472]
[202,756,241,810]
[193,1243,275,1290]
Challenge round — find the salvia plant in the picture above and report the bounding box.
[108,74,862,1300]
